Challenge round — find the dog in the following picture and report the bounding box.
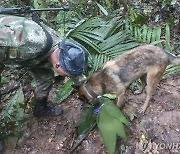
[79,44,180,113]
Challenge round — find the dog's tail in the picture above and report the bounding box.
[166,51,180,66]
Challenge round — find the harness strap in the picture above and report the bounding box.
[84,83,98,98]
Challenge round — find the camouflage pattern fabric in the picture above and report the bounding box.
[0,14,62,99]
[29,63,55,99]
[0,14,62,66]
[0,14,47,61]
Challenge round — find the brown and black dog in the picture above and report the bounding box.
[79,45,180,113]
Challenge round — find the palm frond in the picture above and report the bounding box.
[130,24,164,46]
[67,16,178,75]
[163,66,180,79]
[67,17,141,73]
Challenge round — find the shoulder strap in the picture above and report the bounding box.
[31,14,53,54]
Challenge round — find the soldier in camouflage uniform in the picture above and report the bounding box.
[0,14,88,118]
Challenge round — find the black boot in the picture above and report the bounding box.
[33,97,63,117]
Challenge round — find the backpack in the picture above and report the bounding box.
[0,14,53,66]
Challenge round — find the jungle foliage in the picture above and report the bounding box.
[0,0,179,154]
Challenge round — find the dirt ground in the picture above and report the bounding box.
[2,73,178,154]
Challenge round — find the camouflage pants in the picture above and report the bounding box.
[0,62,55,101]
[29,66,55,100]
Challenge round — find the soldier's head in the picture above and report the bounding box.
[51,40,88,77]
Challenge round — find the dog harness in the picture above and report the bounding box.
[84,82,99,103]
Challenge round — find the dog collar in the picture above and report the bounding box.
[84,82,98,99]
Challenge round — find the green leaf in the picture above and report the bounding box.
[97,108,116,154]
[147,28,152,43]
[102,97,129,125]
[155,27,161,41]
[96,2,109,16]
[103,94,117,99]
[108,43,140,57]
[150,40,164,45]
[33,0,46,8]
[165,23,172,52]
[104,0,111,8]
[56,79,74,104]
[76,30,104,42]
[134,26,138,39]
[97,97,129,154]
[163,66,180,78]
[3,87,25,121]
[71,33,101,53]
[93,54,104,72]
[76,105,96,140]
[1,75,8,84]
[137,27,141,40]
[1,87,26,138]
[142,25,148,42]
[71,105,96,152]
[151,28,157,42]
[100,31,132,51]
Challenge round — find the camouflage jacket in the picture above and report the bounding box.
[0,14,62,68]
